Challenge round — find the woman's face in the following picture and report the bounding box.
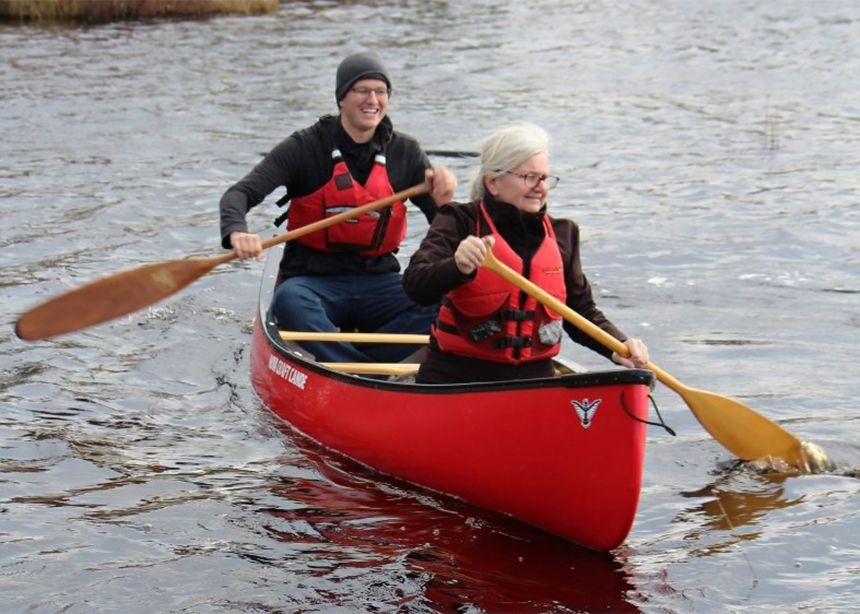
[486,153,551,214]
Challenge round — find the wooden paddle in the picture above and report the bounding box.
[15,183,429,341]
[481,247,808,467]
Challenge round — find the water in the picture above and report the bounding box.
[2,1,859,612]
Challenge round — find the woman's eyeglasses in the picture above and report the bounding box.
[505,171,560,189]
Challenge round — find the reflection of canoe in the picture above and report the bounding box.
[265,431,642,612]
[250,246,656,551]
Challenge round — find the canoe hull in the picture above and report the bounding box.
[250,247,654,550]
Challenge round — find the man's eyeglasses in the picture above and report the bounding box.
[505,171,560,190]
[350,87,391,99]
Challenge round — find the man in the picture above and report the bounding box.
[220,50,456,363]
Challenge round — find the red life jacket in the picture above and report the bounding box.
[432,202,567,364]
[286,149,407,255]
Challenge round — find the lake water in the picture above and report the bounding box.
[2,1,859,612]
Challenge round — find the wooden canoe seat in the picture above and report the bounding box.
[319,362,421,376]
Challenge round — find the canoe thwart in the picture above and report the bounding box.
[280,331,429,344]
[319,362,421,375]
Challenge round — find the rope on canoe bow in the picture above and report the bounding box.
[621,392,677,436]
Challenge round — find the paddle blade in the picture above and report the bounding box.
[15,255,229,341]
[679,385,806,465]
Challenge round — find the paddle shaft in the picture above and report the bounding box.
[480,252,678,379]
[16,183,429,340]
[257,182,428,252]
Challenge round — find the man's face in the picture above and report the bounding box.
[338,78,389,138]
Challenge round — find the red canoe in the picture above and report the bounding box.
[250,246,655,551]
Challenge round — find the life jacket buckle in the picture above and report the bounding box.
[468,319,502,342]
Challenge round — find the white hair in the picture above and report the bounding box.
[469,123,551,202]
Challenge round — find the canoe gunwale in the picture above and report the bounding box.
[261,314,653,392]
[257,245,655,392]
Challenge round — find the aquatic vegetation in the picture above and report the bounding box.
[0,0,277,23]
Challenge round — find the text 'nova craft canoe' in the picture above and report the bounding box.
[250,246,656,551]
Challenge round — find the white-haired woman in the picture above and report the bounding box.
[402,123,649,384]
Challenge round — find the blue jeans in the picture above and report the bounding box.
[270,273,437,363]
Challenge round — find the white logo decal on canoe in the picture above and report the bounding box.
[571,398,601,429]
[268,355,308,390]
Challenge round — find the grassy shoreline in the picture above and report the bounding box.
[0,0,278,23]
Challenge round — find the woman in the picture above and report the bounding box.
[402,123,649,384]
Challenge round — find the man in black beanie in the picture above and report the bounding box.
[219,51,456,363]
[334,50,391,105]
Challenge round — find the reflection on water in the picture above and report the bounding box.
[680,472,800,536]
[260,426,642,613]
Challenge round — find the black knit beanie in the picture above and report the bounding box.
[335,51,391,103]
